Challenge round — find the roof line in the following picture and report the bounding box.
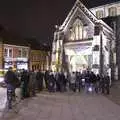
[90,0,120,10]
[59,0,113,33]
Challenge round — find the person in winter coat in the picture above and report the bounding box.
[84,70,91,93]
[36,70,44,92]
[70,72,76,92]
[55,72,60,92]
[95,74,101,93]
[59,72,65,92]
[29,70,36,96]
[44,70,49,89]
[48,72,55,92]
[21,69,30,99]
[104,73,110,95]
[76,72,82,92]
[4,67,19,109]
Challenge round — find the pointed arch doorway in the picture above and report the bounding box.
[64,42,92,72]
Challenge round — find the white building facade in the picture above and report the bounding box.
[90,1,120,19]
[51,0,115,80]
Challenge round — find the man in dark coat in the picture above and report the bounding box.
[76,72,82,92]
[104,73,110,95]
[48,72,55,92]
[21,69,30,99]
[60,72,65,92]
[4,67,19,109]
[36,70,44,91]
[55,72,60,92]
[44,70,49,89]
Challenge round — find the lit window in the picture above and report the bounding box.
[96,10,104,18]
[69,19,83,40]
[108,7,117,16]
[69,29,75,40]
[4,48,8,57]
[22,49,27,57]
[18,49,22,57]
[9,49,12,57]
[83,27,88,39]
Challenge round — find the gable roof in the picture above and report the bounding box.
[59,0,113,33]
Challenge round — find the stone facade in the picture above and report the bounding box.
[30,50,50,71]
[51,0,115,82]
[90,1,120,19]
[3,44,29,71]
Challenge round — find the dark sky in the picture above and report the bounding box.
[0,0,119,45]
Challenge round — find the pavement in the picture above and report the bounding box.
[0,81,120,120]
[1,91,120,120]
[0,87,21,119]
[106,80,120,105]
[0,88,7,112]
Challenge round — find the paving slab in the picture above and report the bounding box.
[1,92,120,120]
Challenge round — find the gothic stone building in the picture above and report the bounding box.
[51,0,116,82]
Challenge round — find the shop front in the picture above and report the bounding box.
[64,41,93,72]
[4,58,28,70]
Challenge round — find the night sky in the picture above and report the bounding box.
[0,0,119,46]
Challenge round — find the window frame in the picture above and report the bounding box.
[108,7,117,17]
[96,10,104,18]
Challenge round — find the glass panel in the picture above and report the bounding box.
[109,7,117,16]
[9,49,12,57]
[18,49,22,57]
[22,49,27,57]
[4,48,8,57]
[96,10,104,18]
[69,19,83,40]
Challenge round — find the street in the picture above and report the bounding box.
[2,91,120,120]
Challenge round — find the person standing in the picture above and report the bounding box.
[60,72,65,92]
[29,70,36,96]
[44,70,49,89]
[36,70,44,92]
[21,69,30,99]
[70,72,76,92]
[104,73,110,95]
[4,67,19,109]
[76,72,81,92]
[48,71,55,92]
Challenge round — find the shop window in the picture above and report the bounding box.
[96,10,104,18]
[9,49,13,57]
[18,49,22,57]
[69,19,83,40]
[108,7,117,16]
[22,49,27,57]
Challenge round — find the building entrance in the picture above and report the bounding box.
[64,42,92,72]
[68,55,92,72]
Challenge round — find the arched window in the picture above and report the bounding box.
[74,19,83,40]
[69,19,84,40]
[96,10,104,18]
[108,7,117,16]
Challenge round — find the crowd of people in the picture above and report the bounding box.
[4,67,110,103]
